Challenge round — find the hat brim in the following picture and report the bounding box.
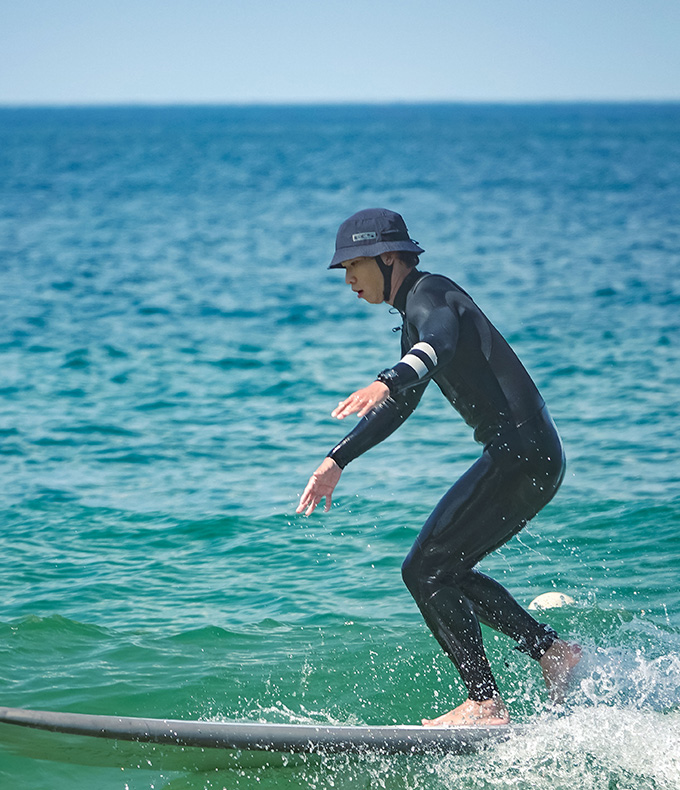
[329,239,425,268]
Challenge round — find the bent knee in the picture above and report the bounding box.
[401,548,421,596]
[402,544,463,602]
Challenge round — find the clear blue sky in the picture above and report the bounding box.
[1,0,679,104]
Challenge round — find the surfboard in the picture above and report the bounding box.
[0,705,512,768]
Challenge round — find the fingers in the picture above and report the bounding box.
[295,498,308,514]
[356,400,379,418]
[296,493,319,516]
[296,478,319,515]
[331,395,356,419]
[296,459,341,517]
[331,394,373,419]
[295,476,327,516]
[332,383,390,420]
[332,387,370,419]
[298,489,326,516]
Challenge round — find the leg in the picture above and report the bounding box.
[402,446,565,724]
[460,570,581,704]
[460,570,559,659]
[405,573,501,703]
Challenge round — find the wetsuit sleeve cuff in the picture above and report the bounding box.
[376,369,399,396]
[376,365,417,395]
[326,449,348,470]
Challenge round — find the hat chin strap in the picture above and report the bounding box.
[375,255,392,302]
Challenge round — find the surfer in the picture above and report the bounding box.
[297,208,580,726]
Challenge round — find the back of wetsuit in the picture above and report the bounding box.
[402,272,546,445]
[329,270,546,468]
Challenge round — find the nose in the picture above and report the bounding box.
[344,268,354,285]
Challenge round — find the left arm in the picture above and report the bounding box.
[295,382,389,516]
[297,380,427,515]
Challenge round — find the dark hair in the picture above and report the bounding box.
[396,252,420,269]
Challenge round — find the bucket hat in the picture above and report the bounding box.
[329,208,424,268]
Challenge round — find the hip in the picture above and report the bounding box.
[484,404,566,490]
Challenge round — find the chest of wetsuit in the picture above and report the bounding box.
[328,270,547,470]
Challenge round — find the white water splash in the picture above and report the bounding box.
[574,646,680,710]
[433,706,680,790]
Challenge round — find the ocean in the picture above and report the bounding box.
[0,103,679,788]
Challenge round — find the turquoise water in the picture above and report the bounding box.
[1,104,679,788]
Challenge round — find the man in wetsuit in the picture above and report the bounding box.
[297,208,580,726]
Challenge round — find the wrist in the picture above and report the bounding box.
[376,368,399,396]
[326,451,346,470]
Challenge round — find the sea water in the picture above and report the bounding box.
[0,103,679,788]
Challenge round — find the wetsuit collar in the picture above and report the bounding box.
[392,268,426,315]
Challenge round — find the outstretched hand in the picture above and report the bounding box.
[296,457,342,516]
[331,381,390,420]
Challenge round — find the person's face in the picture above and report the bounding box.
[341,257,385,304]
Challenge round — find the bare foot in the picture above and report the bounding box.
[540,638,582,703]
[422,696,510,727]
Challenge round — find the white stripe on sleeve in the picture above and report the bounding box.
[411,342,438,366]
[400,353,429,378]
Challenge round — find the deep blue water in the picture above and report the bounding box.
[1,103,679,788]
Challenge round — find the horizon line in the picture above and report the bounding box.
[2,97,680,110]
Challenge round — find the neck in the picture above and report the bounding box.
[386,261,411,305]
[390,267,424,312]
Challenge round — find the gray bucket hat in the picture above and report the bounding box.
[329,208,424,268]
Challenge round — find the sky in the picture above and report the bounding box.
[1,0,679,105]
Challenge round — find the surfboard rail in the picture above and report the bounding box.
[0,705,513,755]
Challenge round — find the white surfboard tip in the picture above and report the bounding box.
[528,592,575,611]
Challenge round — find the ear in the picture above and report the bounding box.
[380,252,400,267]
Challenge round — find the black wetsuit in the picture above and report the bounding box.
[328,269,565,701]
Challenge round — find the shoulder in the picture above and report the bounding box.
[406,272,466,310]
[402,273,463,333]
